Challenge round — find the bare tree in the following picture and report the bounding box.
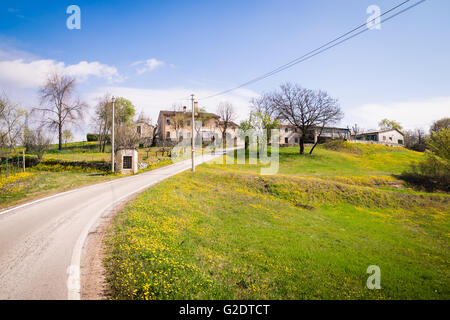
[250,94,277,118]
[115,123,140,150]
[216,102,236,147]
[172,104,185,142]
[350,123,362,135]
[136,110,152,125]
[36,72,87,150]
[23,126,52,161]
[430,117,450,134]
[0,97,5,150]
[0,94,27,152]
[404,128,427,152]
[249,97,281,147]
[269,83,343,154]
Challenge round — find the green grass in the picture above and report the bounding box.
[105,145,449,300]
[0,171,119,210]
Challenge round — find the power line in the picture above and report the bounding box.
[198,0,426,100]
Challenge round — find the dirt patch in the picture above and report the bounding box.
[80,193,139,300]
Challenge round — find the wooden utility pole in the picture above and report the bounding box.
[22,150,25,172]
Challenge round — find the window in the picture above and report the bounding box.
[294,128,298,133]
[389,136,392,141]
[398,139,403,145]
[137,126,141,134]
[294,137,299,143]
[166,131,170,139]
[285,128,288,133]
[187,132,190,138]
[166,119,170,125]
[383,136,386,141]
[123,156,132,169]
[186,120,190,126]
[285,137,289,143]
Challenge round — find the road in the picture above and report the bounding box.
[0,152,222,300]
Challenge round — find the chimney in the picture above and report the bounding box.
[183,106,186,112]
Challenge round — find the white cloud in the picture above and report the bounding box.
[131,58,165,74]
[87,86,259,124]
[346,97,450,131]
[0,59,123,89]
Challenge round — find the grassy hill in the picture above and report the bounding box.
[104,144,449,300]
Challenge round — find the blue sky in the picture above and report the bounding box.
[1,0,449,139]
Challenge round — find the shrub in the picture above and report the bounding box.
[87,133,99,142]
[322,140,361,154]
[400,128,450,192]
[32,158,111,172]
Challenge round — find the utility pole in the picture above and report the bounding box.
[111,96,116,173]
[22,150,25,172]
[191,94,195,172]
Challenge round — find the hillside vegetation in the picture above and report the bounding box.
[105,144,449,299]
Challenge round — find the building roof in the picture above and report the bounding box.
[279,124,350,131]
[158,110,220,119]
[219,120,239,127]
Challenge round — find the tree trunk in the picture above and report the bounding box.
[58,123,63,150]
[299,137,304,154]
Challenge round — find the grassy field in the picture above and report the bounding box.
[0,141,178,209]
[0,170,118,210]
[43,142,170,163]
[105,144,449,300]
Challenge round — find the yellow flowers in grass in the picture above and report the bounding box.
[0,172,35,194]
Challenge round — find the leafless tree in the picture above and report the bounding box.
[216,102,236,146]
[268,83,343,154]
[172,104,185,142]
[136,110,152,126]
[250,94,277,118]
[115,123,140,150]
[404,128,427,152]
[430,117,450,134]
[0,94,27,152]
[23,125,52,161]
[0,96,7,151]
[36,72,87,150]
[350,123,362,135]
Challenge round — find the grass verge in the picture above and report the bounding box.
[104,146,449,299]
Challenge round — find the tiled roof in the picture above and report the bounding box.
[159,110,220,118]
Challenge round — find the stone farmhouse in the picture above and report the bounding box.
[135,120,154,146]
[156,103,239,145]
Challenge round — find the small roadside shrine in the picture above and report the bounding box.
[116,148,138,174]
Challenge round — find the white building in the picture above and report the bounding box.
[352,129,405,146]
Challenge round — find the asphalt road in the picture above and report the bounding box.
[0,153,221,300]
